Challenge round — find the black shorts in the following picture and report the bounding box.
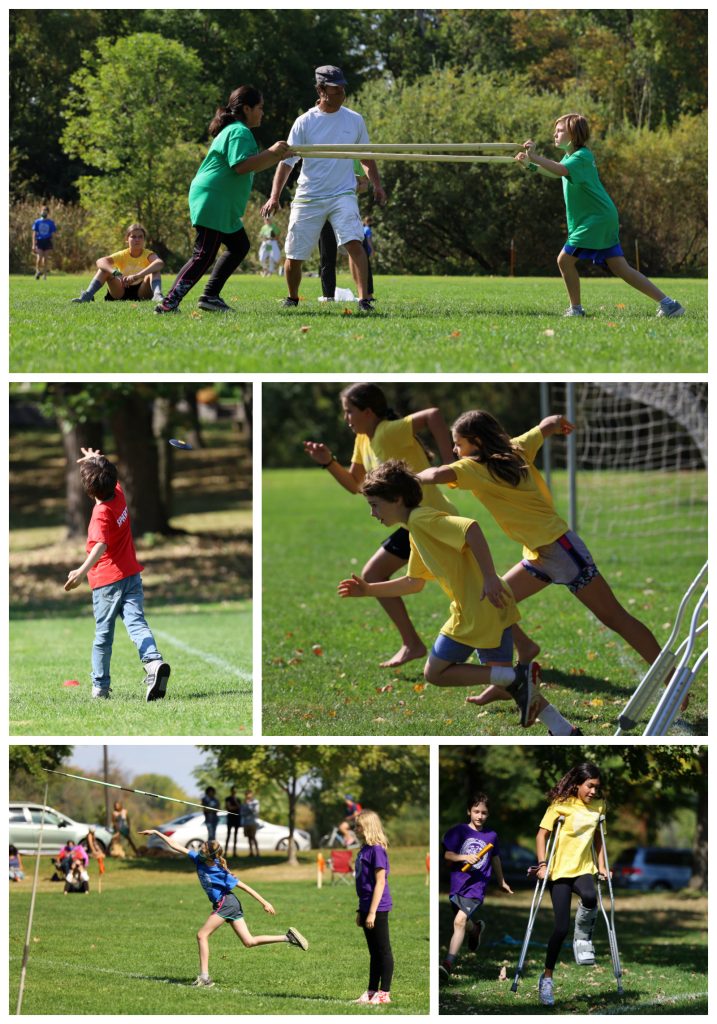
[104,283,143,302]
[381,526,410,560]
[35,238,53,251]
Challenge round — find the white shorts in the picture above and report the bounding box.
[285,194,363,261]
[259,240,280,262]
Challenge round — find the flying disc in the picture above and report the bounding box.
[169,438,193,450]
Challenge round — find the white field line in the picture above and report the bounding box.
[10,956,347,1002]
[602,990,708,1014]
[153,629,252,682]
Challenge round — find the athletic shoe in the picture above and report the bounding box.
[656,299,685,318]
[548,727,583,736]
[467,918,486,952]
[352,991,376,1004]
[198,294,234,312]
[154,301,179,314]
[563,305,586,317]
[281,297,300,308]
[191,975,215,988]
[144,660,171,701]
[286,926,309,950]
[371,991,391,1004]
[508,662,541,727]
[35,272,41,280]
[153,292,164,303]
[71,291,94,303]
[438,961,452,982]
[91,686,111,699]
[357,298,375,313]
[538,973,554,1006]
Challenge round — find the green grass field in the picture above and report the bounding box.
[438,887,707,1015]
[9,850,429,1015]
[10,273,706,372]
[262,468,707,737]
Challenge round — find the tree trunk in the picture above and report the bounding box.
[286,777,299,866]
[58,398,104,538]
[152,395,173,518]
[689,771,708,891]
[111,394,170,535]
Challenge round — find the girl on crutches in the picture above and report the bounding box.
[535,762,606,1007]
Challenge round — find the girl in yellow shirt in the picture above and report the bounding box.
[418,409,665,682]
[535,762,607,1006]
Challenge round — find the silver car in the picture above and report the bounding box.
[145,810,312,853]
[9,802,114,854]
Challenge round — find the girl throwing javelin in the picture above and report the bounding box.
[417,409,666,705]
[533,762,607,1006]
[305,382,538,669]
[516,113,684,319]
[139,829,308,988]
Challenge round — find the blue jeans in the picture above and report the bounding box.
[91,574,161,690]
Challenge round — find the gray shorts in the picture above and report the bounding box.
[213,891,244,921]
[450,894,484,921]
[522,531,599,594]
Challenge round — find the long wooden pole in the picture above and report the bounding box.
[292,150,517,163]
[293,142,521,152]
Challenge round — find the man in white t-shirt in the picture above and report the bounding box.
[261,65,386,312]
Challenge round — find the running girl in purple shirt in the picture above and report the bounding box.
[139,830,308,988]
[353,809,394,1006]
[440,792,513,980]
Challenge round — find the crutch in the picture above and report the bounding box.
[615,561,708,735]
[511,816,564,992]
[594,815,623,995]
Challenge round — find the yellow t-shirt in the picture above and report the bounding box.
[109,247,154,276]
[540,796,605,879]
[448,425,568,560]
[351,416,457,514]
[405,505,519,649]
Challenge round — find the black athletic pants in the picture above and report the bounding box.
[359,910,394,992]
[318,222,374,299]
[545,873,597,970]
[165,225,250,307]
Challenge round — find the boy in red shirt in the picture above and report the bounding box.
[64,447,170,701]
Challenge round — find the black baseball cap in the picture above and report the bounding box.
[315,65,347,86]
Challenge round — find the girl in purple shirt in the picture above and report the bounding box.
[353,809,394,1006]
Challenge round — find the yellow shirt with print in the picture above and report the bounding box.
[448,425,568,560]
[540,796,605,879]
[352,416,457,514]
[405,505,519,649]
[109,247,154,276]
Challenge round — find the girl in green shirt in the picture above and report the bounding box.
[517,113,684,319]
[156,85,292,314]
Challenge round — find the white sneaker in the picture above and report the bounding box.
[352,991,375,1004]
[563,305,586,317]
[656,299,685,318]
[191,975,214,988]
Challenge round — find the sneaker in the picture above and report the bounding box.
[548,727,584,736]
[281,297,299,308]
[508,662,541,727]
[352,991,376,1004]
[154,301,179,314]
[71,291,94,303]
[438,961,452,982]
[91,686,111,699]
[370,991,391,1004]
[357,298,375,313]
[656,299,685,318]
[563,305,586,317]
[144,660,171,701]
[153,292,164,303]
[191,975,215,988]
[467,918,486,952]
[286,926,309,950]
[538,973,554,1006]
[198,294,234,312]
[35,271,41,280]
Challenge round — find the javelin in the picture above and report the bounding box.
[41,767,213,811]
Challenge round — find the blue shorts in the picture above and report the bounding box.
[381,526,410,560]
[213,891,244,921]
[35,238,53,251]
[430,626,513,665]
[522,531,599,594]
[562,242,623,269]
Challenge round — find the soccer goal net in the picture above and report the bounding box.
[540,382,707,571]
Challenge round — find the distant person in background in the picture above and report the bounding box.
[258,217,282,275]
[53,840,78,879]
[225,786,242,856]
[340,795,362,846]
[71,223,164,304]
[9,845,24,882]
[31,205,57,279]
[112,801,139,855]
[241,790,260,858]
[203,787,220,842]
[64,861,90,894]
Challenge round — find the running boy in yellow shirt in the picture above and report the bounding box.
[337,460,578,735]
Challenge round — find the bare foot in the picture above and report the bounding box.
[380,643,426,668]
[466,685,508,705]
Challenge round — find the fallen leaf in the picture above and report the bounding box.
[311,644,323,656]
[449,330,461,338]
[342,308,353,316]
[543,328,555,337]
[300,326,310,333]
[413,683,426,693]
[616,303,626,309]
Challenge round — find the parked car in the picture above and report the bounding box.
[145,810,312,854]
[498,842,537,887]
[9,802,114,855]
[613,846,693,891]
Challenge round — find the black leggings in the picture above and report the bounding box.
[318,222,374,299]
[359,910,394,992]
[545,874,597,970]
[165,225,251,307]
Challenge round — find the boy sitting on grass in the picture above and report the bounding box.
[71,223,164,304]
[338,460,578,735]
[64,447,170,701]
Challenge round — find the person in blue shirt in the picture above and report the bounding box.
[31,205,57,279]
[140,829,309,988]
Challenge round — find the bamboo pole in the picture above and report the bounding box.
[293,142,522,152]
[292,150,517,163]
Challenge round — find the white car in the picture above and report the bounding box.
[145,810,312,854]
[9,802,114,854]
